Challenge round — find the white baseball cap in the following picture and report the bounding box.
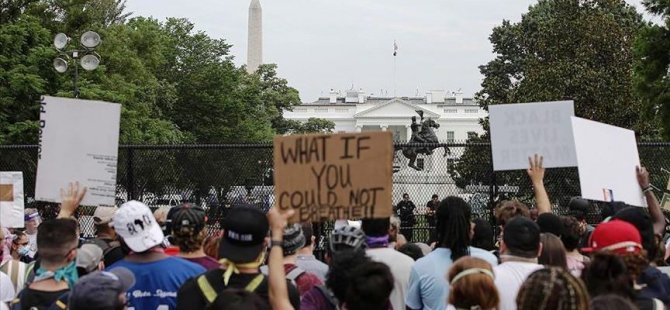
[113,201,164,253]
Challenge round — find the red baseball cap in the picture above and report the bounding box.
[582,220,642,255]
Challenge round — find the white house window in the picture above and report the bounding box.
[335,108,348,112]
[447,131,455,143]
[315,108,329,112]
[464,109,479,113]
[444,108,458,113]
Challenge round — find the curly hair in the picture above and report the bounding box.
[580,252,634,300]
[447,257,499,310]
[517,267,590,310]
[326,249,371,304]
[560,216,584,252]
[172,226,206,253]
[344,261,394,310]
[495,200,530,226]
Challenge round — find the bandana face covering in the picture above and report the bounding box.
[34,261,79,288]
[219,251,266,286]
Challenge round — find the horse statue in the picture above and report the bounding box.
[395,114,450,171]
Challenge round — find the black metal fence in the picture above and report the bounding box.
[1,142,669,246]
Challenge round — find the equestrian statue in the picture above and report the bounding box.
[395,110,450,171]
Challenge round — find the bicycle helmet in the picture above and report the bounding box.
[329,225,366,253]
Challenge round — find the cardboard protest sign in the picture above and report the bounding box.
[35,96,121,206]
[572,117,645,207]
[273,131,393,222]
[0,172,24,228]
[489,101,577,171]
[661,193,670,211]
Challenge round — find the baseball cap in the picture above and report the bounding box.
[582,220,642,255]
[502,216,541,254]
[282,224,306,256]
[170,205,206,233]
[76,244,103,272]
[69,267,135,310]
[93,206,118,225]
[219,207,269,263]
[113,201,165,253]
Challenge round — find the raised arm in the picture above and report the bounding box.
[527,154,551,214]
[636,166,665,236]
[267,207,295,310]
[57,181,87,218]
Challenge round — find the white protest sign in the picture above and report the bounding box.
[489,101,577,171]
[0,172,24,228]
[572,117,645,206]
[35,96,121,206]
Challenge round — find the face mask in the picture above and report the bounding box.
[17,246,30,257]
[35,261,79,288]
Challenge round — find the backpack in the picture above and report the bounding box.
[86,238,121,258]
[315,285,339,310]
[196,273,264,306]
[285,266,306,287]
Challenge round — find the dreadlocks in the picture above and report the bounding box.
[516,267,590,310]
[435,196,471,261]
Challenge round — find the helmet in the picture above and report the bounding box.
[329,225,366,253]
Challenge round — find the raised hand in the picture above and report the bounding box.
[526,154,545,185]
[636,166,651,189]
[58,181,87,218]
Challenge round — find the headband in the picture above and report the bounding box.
[450,268,494,285]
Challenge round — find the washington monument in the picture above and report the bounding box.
[247,0,262,73]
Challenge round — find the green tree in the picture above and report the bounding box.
[451,0,647,195]
[635,0,670,139]
[284,117,335,134]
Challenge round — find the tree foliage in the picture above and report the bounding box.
[0,0,301,144]
[451,0,649,191]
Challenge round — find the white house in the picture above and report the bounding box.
[284,89,488,206]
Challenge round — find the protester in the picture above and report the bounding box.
[426,194,439,243]
[300,225,368,310]
[568,197,595,247]
[536,213,563,237]
[397,243,424,261]
[0,271,14,307]
[447,257,499,310]
[68,267,135,310]
[388,215,407,249]
[581,252,639,306]
[75,243,104,277]
[88,206,124,267]
[260,223,322,296]
[22,209,40,261]
[561,216,589,277]
[266,207,298,310]
[10,218,78,310]
[170,204,220,270]
[494,216,543,310]
[495,201,530,228]
[539,233,568,270]
[341,261,394,310]
[516,267,590,310]
[471,218,496,252]
[361,217,414,310]
[177,207,300,309]
[406,196,497,310]
[1,231,29,291]
[295,222,329,282]
[395,193,416,242]
[590,295,637,310]
[109,201,205,310]
[202,235,221,260]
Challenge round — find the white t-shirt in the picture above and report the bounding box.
[366,247,415,310]
[0,271,15,302]
[494,261,543,310]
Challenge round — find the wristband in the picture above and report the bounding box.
[642,186,653,193]
[270,240,283,248]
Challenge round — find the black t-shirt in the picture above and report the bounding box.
[13,287,69,310]
[176,269,301,310]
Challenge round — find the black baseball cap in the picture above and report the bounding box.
[170,205,207,232]
[503,216,541,254]
[219,207,269,263]
[69,268,135,310]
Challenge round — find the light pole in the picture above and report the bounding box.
[52,31,102,98]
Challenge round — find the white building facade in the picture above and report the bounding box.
[284,89,488,206]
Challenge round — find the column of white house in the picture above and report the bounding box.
[355,125,362,132]
[380,125,388,131]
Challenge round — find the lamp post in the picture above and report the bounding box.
[52,31,102,98]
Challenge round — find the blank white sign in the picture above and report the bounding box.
[572,117,645,207]
[489,101,577,171]
[0,172,24,228]
[35,96,121,206]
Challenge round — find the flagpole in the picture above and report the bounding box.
[393,40,397,98]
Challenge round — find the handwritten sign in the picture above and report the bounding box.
[0,172,24,228]
[489,101,577,171]
[572,117,645,207]
[35,96,120,206]
[273,132,393,222]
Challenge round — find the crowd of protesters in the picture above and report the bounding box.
[1,154,670,310]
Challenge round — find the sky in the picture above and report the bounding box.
[125,0,653,102]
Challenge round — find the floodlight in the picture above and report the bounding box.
[53,33,69,50]
[80,54,100,71]
[80,31,101,48]
[53,58,68,73]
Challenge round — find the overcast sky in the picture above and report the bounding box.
[125,0,651,102]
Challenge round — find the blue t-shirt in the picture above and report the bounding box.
[109,257,205,310]
[406,247,498,310]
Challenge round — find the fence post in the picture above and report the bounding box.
[127,147,134,201]
[489,169,497,235]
